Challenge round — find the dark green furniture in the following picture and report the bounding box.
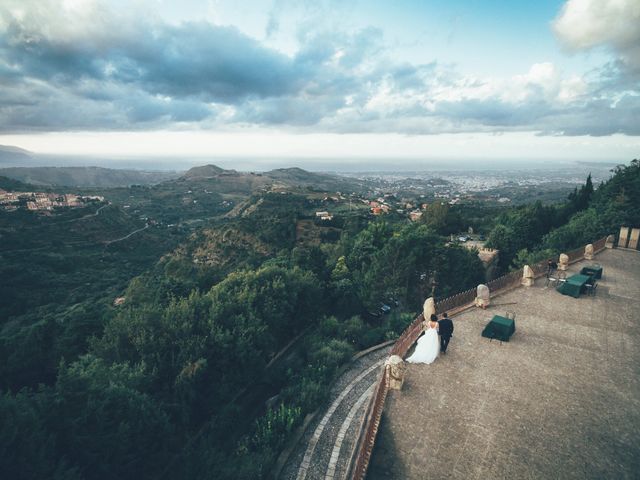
[482,315,515,342]
[557,273,592,298]
[580,265,603,279]
[557,273,591,298]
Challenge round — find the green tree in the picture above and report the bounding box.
[0,389,81,480]
[347,223,484,310]
[421,202,462,234]
[540,208,606,251]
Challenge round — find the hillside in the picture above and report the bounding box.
[0,201,184,391]
[0,166,181,187]
[0,161,365,193]
[179,164,366,194]
[182,164,226,178]
[264,167,365,192]
[0,145,34,165]
[0,175,34,191]
[2,159,639,480]
[175,165,273,195]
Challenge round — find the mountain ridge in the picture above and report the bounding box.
[0,166,181,187]
[177,163,365,193]
[0,160,367,193]
[182,164,227,178]
[0,145,32,154]
[0,145,34,165]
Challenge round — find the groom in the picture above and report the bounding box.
[438,312,454,354]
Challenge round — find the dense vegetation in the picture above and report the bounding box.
[0,204,186,391]
[1,160,638,479]
[486,160,640,271]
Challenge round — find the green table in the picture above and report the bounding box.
[557,273,591,298]
[580,265,603,279]
[481,315,515,342]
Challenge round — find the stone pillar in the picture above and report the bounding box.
[619,226,630,248]
[629,228,640,250]
[521,265,534,287]
[605,234,615,249]
[386,355,406,391]
[558,253,569,271]
[585,244,594,260]
[475,284,490,309]
[422,297,436,321]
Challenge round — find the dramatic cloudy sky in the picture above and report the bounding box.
[0,0,639,164]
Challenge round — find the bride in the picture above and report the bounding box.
[406,314,439,364]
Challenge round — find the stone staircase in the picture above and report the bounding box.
[279,345,391,480]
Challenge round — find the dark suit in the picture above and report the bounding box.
[438,318,454,353]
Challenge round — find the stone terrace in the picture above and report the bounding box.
[368,248,640,480]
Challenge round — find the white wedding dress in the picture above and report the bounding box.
[406,325,439,364]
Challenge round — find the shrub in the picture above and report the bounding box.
[318,316,340,337]
[308,338,354,374]
[340,315,367,347]
[252,403,302,452]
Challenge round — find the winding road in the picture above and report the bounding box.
[103,223,150,245]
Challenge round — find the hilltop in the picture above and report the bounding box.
[0,145,31,155]
[265,167,365,192]
[182,164,227,178]
[0,145,34,165]
[179,164,366,194]
[174,164,272,195]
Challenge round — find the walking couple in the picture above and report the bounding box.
[406,313,454,364]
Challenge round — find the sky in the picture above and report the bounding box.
[0,0,639,167]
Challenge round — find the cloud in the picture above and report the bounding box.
[0,1,384,131]
[0,2,304,101]
[553,0,640,75]
[0,0,638,137]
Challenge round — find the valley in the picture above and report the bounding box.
[0,159,638,480]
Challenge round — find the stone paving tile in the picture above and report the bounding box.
[304,365,380,480]
[279,345,390,480]
[333,397,369,479]
[368,249,640,480]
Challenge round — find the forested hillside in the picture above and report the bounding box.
[1,160,638,479]
[485,160,640,272]
[0,166,180,187]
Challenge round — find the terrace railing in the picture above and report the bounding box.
[347,366,390,480]
[390,314,425,357]
[486,269,522,293]
[434,287,476,315]
[566,245,585,263]
[593,236,607,253]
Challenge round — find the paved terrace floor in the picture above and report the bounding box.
[368,248,640,480]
